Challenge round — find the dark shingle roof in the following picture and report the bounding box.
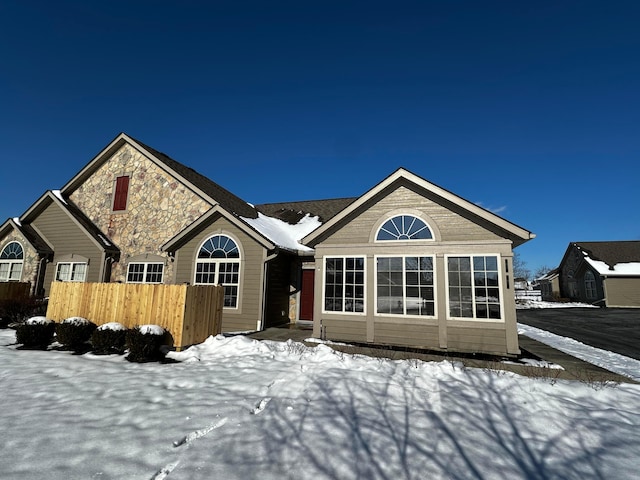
[16,223,54,256]
[256,198,357,224]
[574,241,640,268]
[130,136,258,219]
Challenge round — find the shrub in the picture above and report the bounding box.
[0,297,48,328]
[90,322,127,355]
[125,325,167,362]
[15,316,56,349]
[55,317,97,352]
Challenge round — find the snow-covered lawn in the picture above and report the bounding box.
[1,328,639,479]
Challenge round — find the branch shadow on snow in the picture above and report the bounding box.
[209,357,633,480]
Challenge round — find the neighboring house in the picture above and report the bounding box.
[558,241,640,307]
[0,133,535,355]
[514,277,530,290]
[537,268,560,301]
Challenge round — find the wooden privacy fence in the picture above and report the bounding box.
[0,282,30,301]
[46,282,224,349]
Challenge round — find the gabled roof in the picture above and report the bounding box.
[256,198,356,224]
[0,218,53,256]
[60,132,258,219]
[303,167,535,247]
[568,241,640,277]
[161,205,276,253]
[20,191,119,255]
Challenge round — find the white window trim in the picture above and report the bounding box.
[0,241,24,282]
[444,253,505,322]
[0,261,23,282]
[374,254,437,318]
[55,262,88,283]
[374,214,435,243]
[194,234,242,310]
[126,262,165,284]
[321,255,367,316]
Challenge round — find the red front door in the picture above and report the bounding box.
[299,269,315,321]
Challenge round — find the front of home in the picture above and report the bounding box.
[0,133,535,355]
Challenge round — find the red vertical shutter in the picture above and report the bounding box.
[113,176,130,211]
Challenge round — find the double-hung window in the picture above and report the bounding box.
[0,241,23,282]
[447,255,501,320]
[376,256,435,316]
[56,262,87,282]
[127,262,164,284]
[324,257,365,313]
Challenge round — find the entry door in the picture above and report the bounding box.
[299,269,315,321]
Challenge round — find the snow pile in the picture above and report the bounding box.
[61,316,91,326]
[1,329,639,479]
[97,322,126,331]
[516,299,598,309]
[138,324,164,336]
[25,316,53,325]
[241,212,321,252]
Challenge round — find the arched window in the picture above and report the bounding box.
[584,270,597,300]
[0,241,24,282]
[195,234,241,308]
[376,215,433,241]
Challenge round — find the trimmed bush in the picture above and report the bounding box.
[125,325,166,362]
[55,317,97,352]
[0,297,48,328]
[90,322,127,355]
[15,316,56,349]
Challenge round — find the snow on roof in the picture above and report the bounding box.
[51,189,67,204]
[585,257,640,276]
[12,217,21,227]
[241,212,322,252]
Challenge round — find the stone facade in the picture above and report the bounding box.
[69,144,211,283]
[0,230,40,291]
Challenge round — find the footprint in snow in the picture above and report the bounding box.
[250,397,271,415]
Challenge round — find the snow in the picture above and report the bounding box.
[25,316,52,325]
[98,322,126,331]
[516,299,598,309]
[51,189,67,205]
[518,323,640,382]
[62,316,91,326]
[138,324,165,336]
[585,257,640,276]
[12,216,22,227]
[1,329,640,479]
[241,212,321,252]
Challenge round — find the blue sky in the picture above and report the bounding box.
[1,1,638,275]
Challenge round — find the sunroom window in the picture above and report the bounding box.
[195,234,241,308]
[324,257,365,313]
[376,256,435,316]
[376,215,433,241]
[0,241,24,282]
[447,255,501,320]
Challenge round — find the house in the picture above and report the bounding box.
[0,133,535,355]
[558,241,640,307]
[537,267,560,301]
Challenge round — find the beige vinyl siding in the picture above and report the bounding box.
[374,321,439,347]
[31,201,104,294]
[603,277,640,307]
[172,216,266,332]
[325,186,503,245]
[321,317,367,342]
[447,324,508,355]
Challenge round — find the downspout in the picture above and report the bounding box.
[33,256,49,297]
[259,249,279,331]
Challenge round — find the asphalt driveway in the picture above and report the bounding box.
[517,307,640,361]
